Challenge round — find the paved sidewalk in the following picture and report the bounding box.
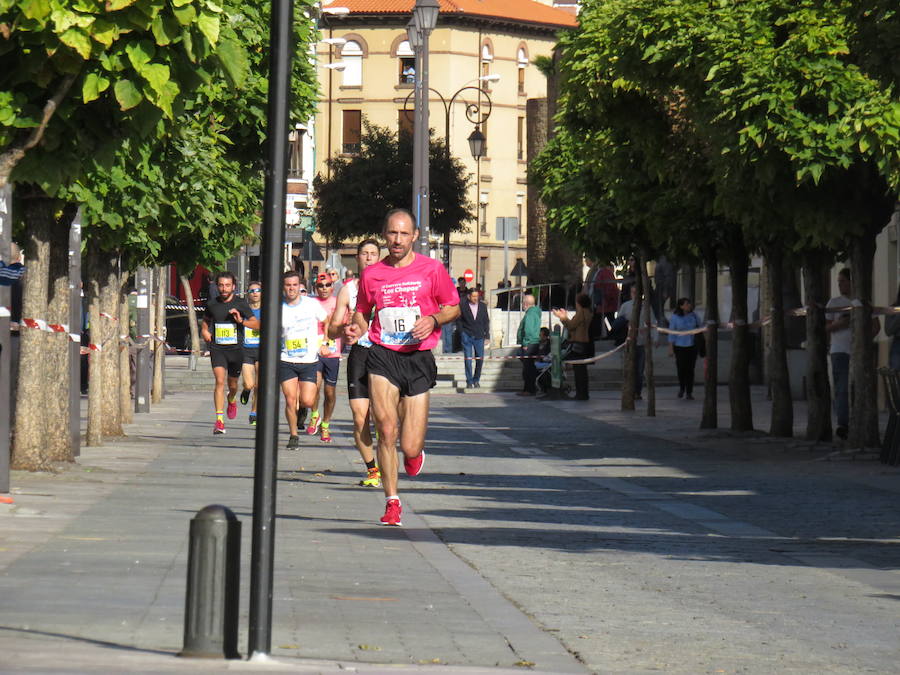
[2,375,898,673]
[0,392,584,674]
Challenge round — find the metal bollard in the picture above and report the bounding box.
[180,505,241,659]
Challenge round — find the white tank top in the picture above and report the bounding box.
[347,279,371,347]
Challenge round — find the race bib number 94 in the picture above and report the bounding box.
[244,328,260,347]
[379,306,421,346]
[214,323,238,345]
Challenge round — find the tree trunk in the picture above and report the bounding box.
[640,252,655,417]
[180,274,201,367]
[766,247,793,437]
[85,248,104,447]
[119,293,133,426]
[803,251,832,442]
[848,233,880,448]
[700,247,718,429]
[152,267,166,402]
[729,242,753,431]
[11,194,53,470]
[100,255,123,437]
[43,204,77,461]
[620,269,642,411]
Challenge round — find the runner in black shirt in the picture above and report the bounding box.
[201,272,258,434]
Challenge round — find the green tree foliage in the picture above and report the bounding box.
[313,122,475,246]
[0,0,256,188]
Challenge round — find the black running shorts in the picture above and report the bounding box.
[242,347,259,365]
[210,347,243,378]
[346,344,370,400]
[278,360,319,384]
[366,343,437,398]
[318,356,340,387]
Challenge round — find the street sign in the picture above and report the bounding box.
[495,216,519,241]
[463,269,475,284]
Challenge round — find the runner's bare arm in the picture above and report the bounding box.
[200,317,212,343]
[411,303,460,341]
[231,308,259,330]
[348,310,368,341]
[327,285,351,339]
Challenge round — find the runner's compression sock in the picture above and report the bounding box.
[320,421,329,431]
[216,410,224,422]
[365,459,377,470]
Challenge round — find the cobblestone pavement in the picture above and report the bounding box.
[414,388,900,673]
[1,382,898,673]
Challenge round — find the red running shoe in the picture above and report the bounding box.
[404,450,425,477]
[213,419,226,435]
[380,498,402,526]
[227,400,238,419]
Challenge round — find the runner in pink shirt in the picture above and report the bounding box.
[305,273,342,442]
[350,209,460,526]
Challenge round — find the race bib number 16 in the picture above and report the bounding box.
[378,306,421,346]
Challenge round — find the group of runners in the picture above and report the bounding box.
[201,208,460,526]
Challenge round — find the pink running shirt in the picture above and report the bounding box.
[357,253,459,352]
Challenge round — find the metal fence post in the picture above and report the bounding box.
[0,185,11,494]
[68,210,82,456]
[134,267,151,413]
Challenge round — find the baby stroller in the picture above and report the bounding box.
[535,340,573,397]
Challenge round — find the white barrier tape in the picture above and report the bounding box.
[99,312,117,321]
[565,340,628,365]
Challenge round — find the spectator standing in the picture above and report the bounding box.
[552,293,594,400]
[516,293,542,396]
[826,268,879,440]
[458,288,490,388]
[667,297,701,400]
[613,285,647,399]
[327,267,343,297]
[886,283,900,371]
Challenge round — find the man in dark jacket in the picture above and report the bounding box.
[457,288,490,388]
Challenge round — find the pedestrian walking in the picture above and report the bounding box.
[348,209,460,526]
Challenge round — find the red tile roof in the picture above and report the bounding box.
[325,0,578,29]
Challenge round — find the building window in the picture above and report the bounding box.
[517,47,528,94]
[341,40,363,87]
[516,193,525,238]
[342,110,361,154]
[288,127,304,177]
[517,116,524,160]
[481,43,493,81]
[397,40,415,85]
[480,191,489,236]
[398,109,414,138]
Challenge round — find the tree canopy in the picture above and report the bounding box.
[312,122,475,246]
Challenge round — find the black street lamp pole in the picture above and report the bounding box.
[247,0,293,658]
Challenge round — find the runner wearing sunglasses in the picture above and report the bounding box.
[304,274,341,442]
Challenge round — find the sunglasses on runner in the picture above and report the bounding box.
[248,288,261,293]
[316,283,332,288]
[299,288,308,294]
